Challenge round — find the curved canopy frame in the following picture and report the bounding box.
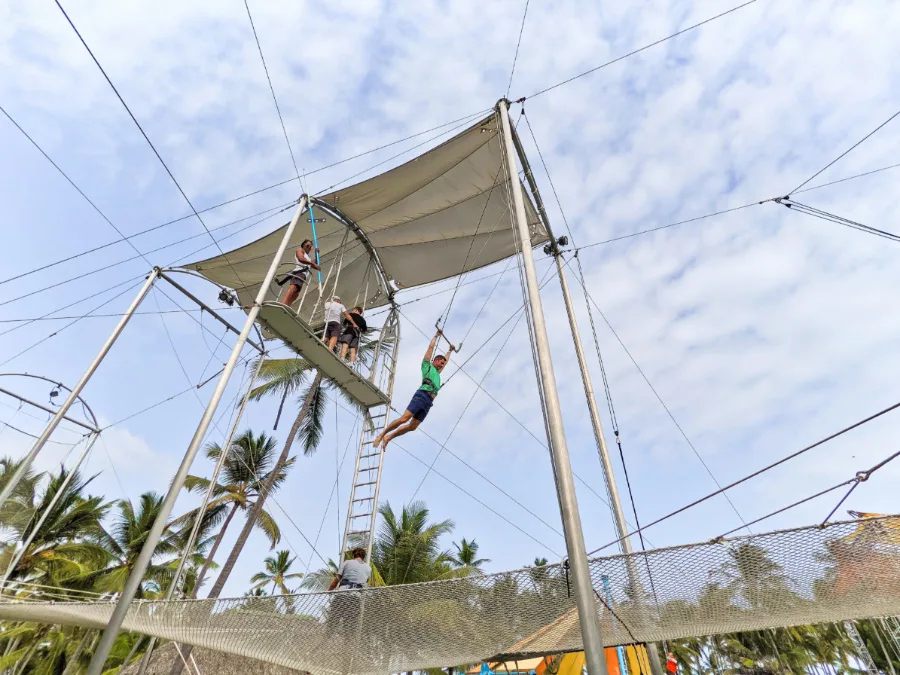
[183,112,548,313]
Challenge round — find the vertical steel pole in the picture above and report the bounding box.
[136,355,266,675]
[0,270,160,514]
[1,432,100,588]
[86,196,308,675]
[511,121,666,675]
[498,100,608,675]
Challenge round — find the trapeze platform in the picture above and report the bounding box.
[257,302,390,408]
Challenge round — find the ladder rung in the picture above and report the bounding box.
[360,453,381,460]
[350,512,372,518]
[357,466,378,472]
[352,496,374,502]
[354,480,377,487]
[361,440,375,445]
[347,530,370,536]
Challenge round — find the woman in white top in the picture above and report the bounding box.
[323,295,358,352]
[280,239,321,307]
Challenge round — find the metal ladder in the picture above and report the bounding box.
[844,621,878,674]
[340,305,400,561]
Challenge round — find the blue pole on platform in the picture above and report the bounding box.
[307,201,323,285]
[602,575,629,675]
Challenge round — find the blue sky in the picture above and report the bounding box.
[1,0,899,599]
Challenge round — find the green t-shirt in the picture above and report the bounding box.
[419,359,441,395]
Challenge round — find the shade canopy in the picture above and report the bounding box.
[186,112,547,312]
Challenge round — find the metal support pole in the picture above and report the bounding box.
[1,432,99,588]
[85,196,309,675]
[136,355,267,675]
[0,387,99,433]
[510,118,666,675]
[497,99,608,675]
[0,269,160,514]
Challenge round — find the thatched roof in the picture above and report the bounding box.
[121,642,309,675]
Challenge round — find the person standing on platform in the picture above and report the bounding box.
[339,306,367,363]
[279,239,320,307]
[373,328,455,450]
[323,296,358,352]
[328,547,372,590]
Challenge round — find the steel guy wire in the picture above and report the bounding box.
[791,107,900,194]
[588,397,900,555]
[525,0,758,99]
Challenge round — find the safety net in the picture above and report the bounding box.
[1,516,898,675]
[186,112,548,313]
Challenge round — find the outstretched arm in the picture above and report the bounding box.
[443,344,457,363]
[327,574,341,591]
[424,329,441,362]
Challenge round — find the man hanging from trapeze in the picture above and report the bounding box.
[373,328,455,451]
[278,239,321,306]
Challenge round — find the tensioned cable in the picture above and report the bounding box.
[302,412,360,576]
[400,288,643,527]
[0,103,152,270]
[0,308,241,324]
[243,0,301,183]
[0,278,146,367]
[506,0,531,98]
[0,202,295,313]
[525,0,757,99]
[713,446,900,539]
[571,271,751,532]
[54,0,249,291]
[522,113,664,607]
[587,397,900,555]
[775,198,900,244]
[0,200,293,290]
[403,300,560,539]
[790,107,900,194]
[0,203,289,370]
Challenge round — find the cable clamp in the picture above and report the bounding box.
[855,470,871,483]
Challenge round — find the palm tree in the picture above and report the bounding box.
[92,492,182,598]
[449,537,490,573]
[371,500,455,585]
[0,467,110,588]
[250,550,303,595]
[177,429,289,594]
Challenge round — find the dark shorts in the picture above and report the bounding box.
[324,321,342,340]
[287,271,307,289]
[339,330,360,349]
[406,389,434,422]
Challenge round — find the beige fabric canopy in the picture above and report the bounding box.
[186,113,547,311]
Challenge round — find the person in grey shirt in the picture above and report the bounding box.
[329,547,371,590]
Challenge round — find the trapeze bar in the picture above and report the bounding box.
[257,302,390,408]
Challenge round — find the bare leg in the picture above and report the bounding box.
[374,411,411,448]
[381,418,421,450]
[328,336,339,351]
[281,284,300,306]
[349,347,358,362]
[339,343,349,360]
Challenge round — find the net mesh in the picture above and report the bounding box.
[1,516,898,674]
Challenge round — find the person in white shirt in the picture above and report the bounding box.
[323,295,358,352]
[279,239,320,307]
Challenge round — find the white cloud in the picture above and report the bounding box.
[1,0,899,604]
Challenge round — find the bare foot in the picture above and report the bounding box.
[373,434,384,449]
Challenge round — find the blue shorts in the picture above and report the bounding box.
[406,389,434,422]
